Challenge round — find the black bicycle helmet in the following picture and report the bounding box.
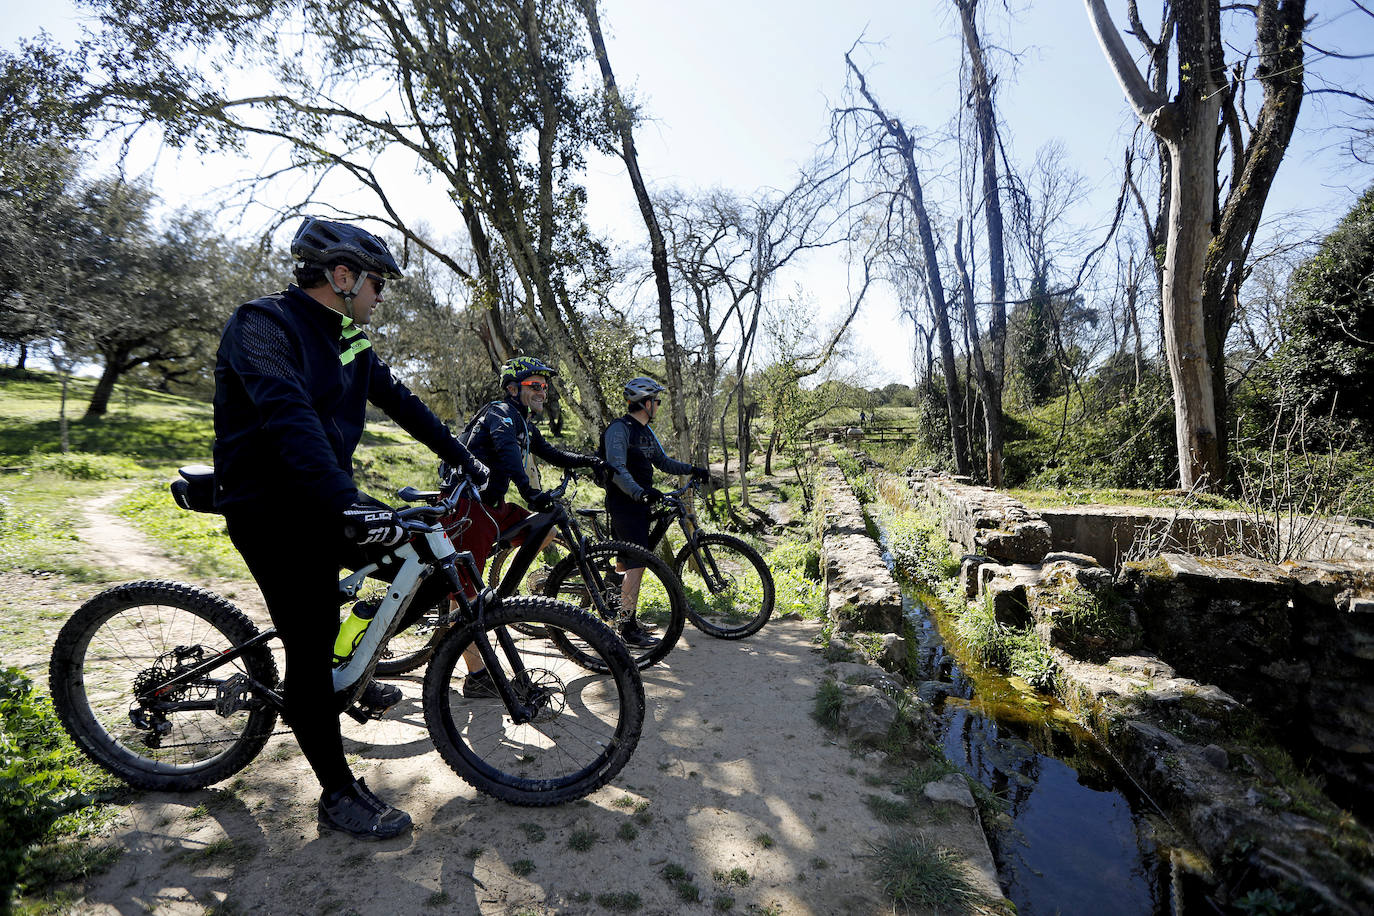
[623,376,666,403]
[500,356,558,388]
[290,217,404,280]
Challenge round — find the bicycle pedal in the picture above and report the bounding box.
[345,702,391,724]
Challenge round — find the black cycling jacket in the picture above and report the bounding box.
[601,414,695,506]
[460,395,594,506]
[213,285,481,514]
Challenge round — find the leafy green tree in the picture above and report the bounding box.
[1277,185,1374,439]
[80,0,618,431]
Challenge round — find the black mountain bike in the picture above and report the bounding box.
[49,473,645,806]
[377,469,687,676]
[576,479,774,639]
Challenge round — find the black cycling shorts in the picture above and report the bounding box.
[606,502,650,570]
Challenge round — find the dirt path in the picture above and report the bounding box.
[75,488,184,580]
[23,486,1003,915]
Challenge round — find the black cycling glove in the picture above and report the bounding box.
[529,490,558,512]
[464,457,491,490]
[691,466,711,482]
[638,485,665,505]
[342,504,405,547]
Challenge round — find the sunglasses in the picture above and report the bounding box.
[521,380,550,392]
[366,274,386,295]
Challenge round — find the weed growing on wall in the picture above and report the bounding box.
[874,504,959,589]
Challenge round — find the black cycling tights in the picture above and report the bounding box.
[226,505,356,796]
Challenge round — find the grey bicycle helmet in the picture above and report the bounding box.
[624,376,666,404]
[290,217,404,280]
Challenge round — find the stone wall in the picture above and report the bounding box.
[1122,554,1374,821]
[817,460,903,634]
[1038,506,1374,570]
[888,472,1374,908]
[902,470,1051,564]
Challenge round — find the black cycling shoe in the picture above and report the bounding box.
[318,778,411,840]
[620,622,660,649]
[359,679,402,712]
[461,667,499,699]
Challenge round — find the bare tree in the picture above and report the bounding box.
[953,0,1011,485]
[1086,0,1308,488]
[580,0,689,451]
[840,49,972,475]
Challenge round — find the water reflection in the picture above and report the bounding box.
[898,583,1178,916]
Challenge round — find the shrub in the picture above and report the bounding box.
[0,667,118,908]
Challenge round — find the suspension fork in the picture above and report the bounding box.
[676,510,728,593]
[442,558,540,724]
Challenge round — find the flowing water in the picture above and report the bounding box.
[876,531,1202,914]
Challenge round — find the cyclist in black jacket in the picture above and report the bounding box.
[600,376,712,647]
[214,217,489,840]
[440,356,605,692]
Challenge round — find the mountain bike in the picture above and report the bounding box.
[48,472,645,806]
[376,468,687,676]
[575,479,774,639]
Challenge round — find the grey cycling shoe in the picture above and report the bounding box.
[318,778,411,840]
[461,667,499,699]
[620,621,660,649]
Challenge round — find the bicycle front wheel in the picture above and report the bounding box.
[423,597,645,806]
[674,533,774,639]
[49,580,280,791]
[543,540,687,671]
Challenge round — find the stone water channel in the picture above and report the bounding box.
[872,515,1189,916]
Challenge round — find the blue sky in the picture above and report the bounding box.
[5,0,1373,384]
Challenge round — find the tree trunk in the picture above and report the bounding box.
[1160,127,1222,487]
[84,348,130,420]
[954,220,1004,486]
[955,0,1007,487]
[580,0,690,455]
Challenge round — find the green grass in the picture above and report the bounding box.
[871,833,981,913]
[1,667,122,911]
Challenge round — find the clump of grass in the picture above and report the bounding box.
[511,860,535,877]
[1,667,120,907]
[876,504,960,588]
[425,890,451,907]
[712,894,735,911]
[594,891,642,912]
[517,822,546,843]
[755,833,775,849]
[812,681,843,730]
[871,833,980,913]
[660,863,700,903]
[712,867,751,887]
[568,827,599,852]
[897,755,960,794]
[616,822,638,842]
[864,794,912,824]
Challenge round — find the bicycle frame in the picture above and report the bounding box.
[581,480,731,594]
[137,479,554,726]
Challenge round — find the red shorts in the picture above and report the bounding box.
[440,499,531,577]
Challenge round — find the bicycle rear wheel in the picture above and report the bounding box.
[674,533,774,639]
[423,597,644,806]
[542,540,687,671]
[49,580,280,791]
